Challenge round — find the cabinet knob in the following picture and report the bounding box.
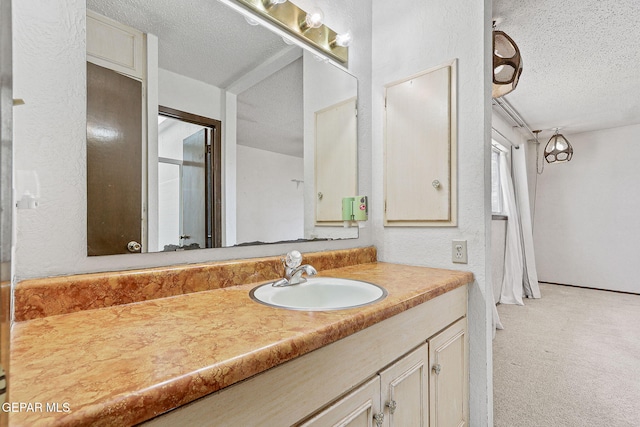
[433,363,441,375]
[432,179,441,188]
[373,412,384,427]
[127,241,141,253]
[386,399,397,414]
[317,192,323,200]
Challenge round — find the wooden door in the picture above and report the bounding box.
[315,97,357,223]
[298,377,380,427]
[428,318,467,427]
[87,62,142,256]
[379,343,429,427]
[182,129,207,249]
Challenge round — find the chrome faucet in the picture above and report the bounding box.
[272,250,317,287]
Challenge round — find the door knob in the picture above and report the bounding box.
[127,241,142,253]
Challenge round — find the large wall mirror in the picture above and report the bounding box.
[86,0,359,256]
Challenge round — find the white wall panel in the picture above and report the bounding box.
[534,124,640,294]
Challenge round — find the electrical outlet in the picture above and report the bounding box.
[452,240,468,264]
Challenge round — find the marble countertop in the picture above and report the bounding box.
[9,262,473,426]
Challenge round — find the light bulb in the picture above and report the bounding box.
[334,31,352,47]
[304,8,324,29]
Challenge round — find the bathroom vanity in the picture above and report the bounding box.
[143,283,467,427]
[9,251,472,426]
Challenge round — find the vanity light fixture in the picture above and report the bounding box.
[234,0,349,64]
[492,23,523,98]
[544,129,573,163]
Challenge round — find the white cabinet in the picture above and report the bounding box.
[429,318,468,427]
[379,343,429,427]
[301,343,430,427]
[299,377,381,427]
[300,319,467,427]
[383,59,457,227]
[86,10,145,79]
[315,97,358,224]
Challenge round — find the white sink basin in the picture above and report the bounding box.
[250,277,387,311]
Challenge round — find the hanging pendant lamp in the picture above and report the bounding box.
[492,29,523,98]
[544,129,573,163]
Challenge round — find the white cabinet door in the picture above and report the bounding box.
[428,317,468,427]
[299,377,381,427]
[379,343,429,427]
[384,60,457,226]
[315,97,358,223]
[86,10,145,79]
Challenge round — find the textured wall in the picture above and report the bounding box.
[371,0,493,424]
[12,0,373,280]
[236,145,304,244]
[534,124,640,294]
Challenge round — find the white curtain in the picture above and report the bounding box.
[512,147,541,299]
[499,153,525,305]
[499,148,541,305]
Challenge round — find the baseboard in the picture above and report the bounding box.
[538,281,640,296]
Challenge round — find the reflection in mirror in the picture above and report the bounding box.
[156,107,222,252]
[86,0,358,255]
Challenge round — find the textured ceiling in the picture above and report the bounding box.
[493,0,640,137]
[87,0,304,155]
[237,58,304,157]
[87,0,289,88]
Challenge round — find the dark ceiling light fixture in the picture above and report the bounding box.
[492,23,523,98]
[544,129,574,163]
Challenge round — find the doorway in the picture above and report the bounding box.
[157,107,222,250]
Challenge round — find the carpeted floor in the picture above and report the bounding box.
[493,283,640,427]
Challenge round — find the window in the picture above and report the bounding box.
[491,144,505,215]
